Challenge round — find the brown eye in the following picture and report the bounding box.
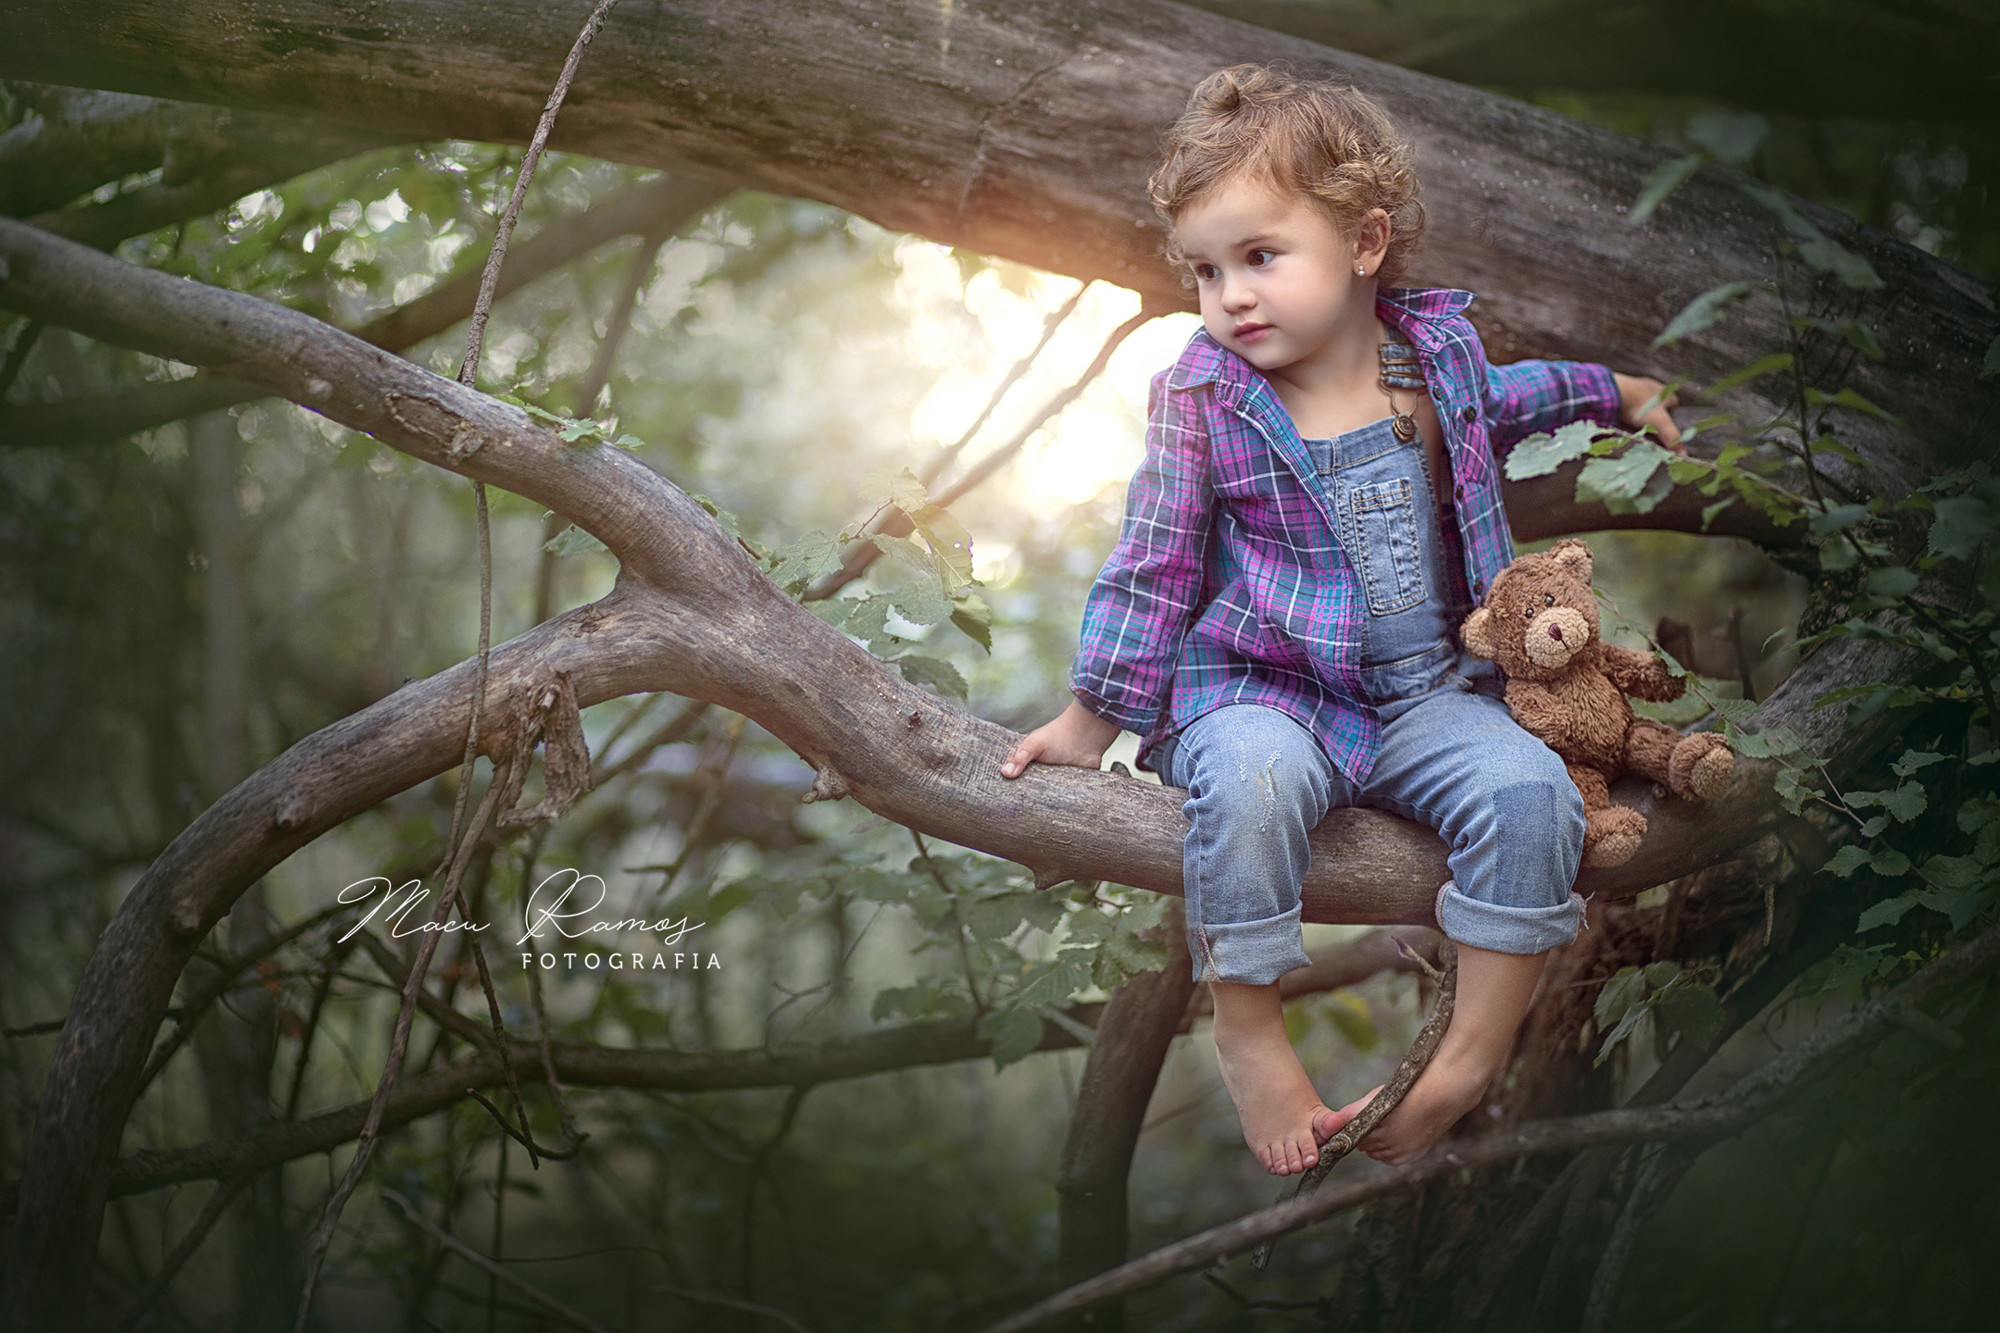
[1544,593,1555,606]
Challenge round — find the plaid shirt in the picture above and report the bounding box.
[1069,285,1622,784]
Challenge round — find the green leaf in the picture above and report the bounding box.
[1818,537,1859,572]
[858,465,929,516]
[1700,497,1737,531]
[1857,891,1922,932]
[1775,764,1824,815]
[1576,440,1675,514]
[1808,503,1871,538]
[949,592,994,652]
[766,529,846,593]
[1862,566,1918,599]
[1642,960,1682,988]
[1808,436,1867,466]
[1653,281,1759,347]
[1983,334,2000,379]
[896,654,968,699]
[976,1006,1045,1071]
[1805,386,1899,424]
[1845,784,1927,823]
[1627,153,1704,227]
[1823,845,1873,878]
[1594,966,1647,1028]
[688,492,747,544]
[1505,419,1605,480]
[1655,980,1725,1048]
[1687,111,1767,164]
[1891,749,1948,778]
[542,524,607,556]
[1873,850,1913,877]
[1797,237,1884,289]
[908,503,975,589]
[886,575,952,627]
[1928,495,1997,562]
[1793,316,1884,362]
[1012,953,1094,1009]
[1706,352,1794,395]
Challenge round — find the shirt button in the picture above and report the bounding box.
[1461,406,1478,423]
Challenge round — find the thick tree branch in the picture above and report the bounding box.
[0,202,1936,1323]
[4,175,730,446]
[0,928,1424,1213]
[4,0,1990,478]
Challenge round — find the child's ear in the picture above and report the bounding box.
[1460,607,1494,659]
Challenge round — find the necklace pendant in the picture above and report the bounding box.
[1391,411,1418,442]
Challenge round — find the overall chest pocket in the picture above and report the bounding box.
[1341,477,1425,615]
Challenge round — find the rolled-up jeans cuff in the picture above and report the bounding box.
[1433,881,1584,955]
[1189,903,1315,985]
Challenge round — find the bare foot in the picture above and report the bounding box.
[1211,1005,1351,1176]
[1333,1052,1494,1166]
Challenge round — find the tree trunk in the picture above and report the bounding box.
[2,0,1991,473]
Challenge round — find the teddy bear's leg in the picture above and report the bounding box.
[1623,717,1681,786]
[1625,718,1734,801]
[1669,731,1735,801]
[1566,760,1646,870]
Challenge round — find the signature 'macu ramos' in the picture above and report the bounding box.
[335,868,707,950]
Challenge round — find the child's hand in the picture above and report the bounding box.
[1000,700,1121,778]
[1612,372,1684,453]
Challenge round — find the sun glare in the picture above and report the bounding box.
[893,240,1201,513]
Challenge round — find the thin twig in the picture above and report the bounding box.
[1250,941,1458,1271]
[0,317,43,399]
[802,302,1159,603]
[918,282,1088,486]
[521,825,588,1147]
[382,1190,618,1333]
[290,760,514,1331]
[466,1087,580,1160]
[655,711,747,898]
[1579,1143,1695,1333]
[111,1175,249,1333]
[290,11,623,1326]
[971,917,2000,1333]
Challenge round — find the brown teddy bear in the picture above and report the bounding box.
[1460,539,1735,869]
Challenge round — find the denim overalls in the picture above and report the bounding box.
[1159,411,1590,986]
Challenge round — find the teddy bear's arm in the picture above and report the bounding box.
[1505,680,1569,747]
[1599,643,1686,703]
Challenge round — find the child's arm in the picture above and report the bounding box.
[1001,371,1213,778]
[1482,360,1684,454]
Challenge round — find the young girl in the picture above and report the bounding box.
[998,65,1682,1176]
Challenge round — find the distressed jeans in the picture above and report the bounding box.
[1153,413,1586,986]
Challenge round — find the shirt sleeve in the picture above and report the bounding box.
[1067,371,1213,736]
[1481,358,1623,456]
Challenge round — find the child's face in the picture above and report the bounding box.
[1174,171,1385,377]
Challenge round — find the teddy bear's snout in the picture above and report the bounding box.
[1524,606,1591,669]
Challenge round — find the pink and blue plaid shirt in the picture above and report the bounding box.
[1069,285,1623,785]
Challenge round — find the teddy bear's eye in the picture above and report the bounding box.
[1544,593,1555,606]
[1522,605,1535,619]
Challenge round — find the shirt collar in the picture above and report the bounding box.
[1163,284,1477,393]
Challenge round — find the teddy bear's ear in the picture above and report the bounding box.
[1551,538,1594,575]
[1461,607,1495,659]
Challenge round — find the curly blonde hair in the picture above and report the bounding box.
[1148,64,1426,287]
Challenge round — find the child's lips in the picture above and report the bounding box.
[1234,322,1273,342]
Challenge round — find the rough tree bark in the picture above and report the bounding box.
[2,0,1993,476]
